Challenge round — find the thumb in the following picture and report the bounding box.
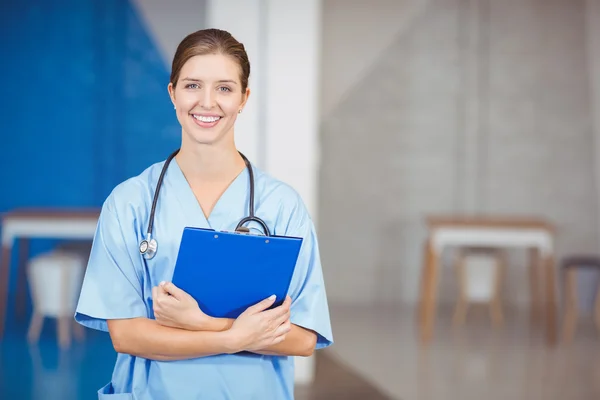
[160,281,185,300]
[246,295,277,314]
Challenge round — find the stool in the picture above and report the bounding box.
[453,248,506,327]
[26,250,87,349]
[561,256,600,343]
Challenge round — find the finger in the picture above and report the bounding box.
[274,320,291,336]
[262,299,290,321]
[276,297,292,315]
[158,283,170,295]
[152,287,161,314]
[272,331,288,345]
[273,296,291,311]
[160,281,185,300]
[155,287,168,305]
[273,309,291,327]
[245,295,277,314]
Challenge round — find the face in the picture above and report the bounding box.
[168,53,249,146]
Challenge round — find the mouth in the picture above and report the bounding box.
[191,114,222,128]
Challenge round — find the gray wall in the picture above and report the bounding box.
[318,0,600,306]
[131,0,206,67]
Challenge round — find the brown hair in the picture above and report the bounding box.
[170,28,251,92]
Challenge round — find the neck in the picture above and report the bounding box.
[175,136,245,183]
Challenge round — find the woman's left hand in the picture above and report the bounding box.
[152,281,211,331]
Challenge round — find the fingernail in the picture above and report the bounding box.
[160,281,166,286]
[269,294,276,300]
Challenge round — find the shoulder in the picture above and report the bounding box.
[101,161,165,221]
[252,167,313,234]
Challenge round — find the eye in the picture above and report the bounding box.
[218,86,232,92]
[185,83,199,89]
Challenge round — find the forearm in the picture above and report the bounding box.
[253,324,316,357]
[204,319,316,357]
[107,318,236,361]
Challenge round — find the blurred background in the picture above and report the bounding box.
[2,0,600,399]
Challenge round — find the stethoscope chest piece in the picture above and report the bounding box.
[140,235,158,260]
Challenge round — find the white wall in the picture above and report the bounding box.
[263,1,322,219]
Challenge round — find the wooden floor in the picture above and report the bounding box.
[295,351,392,400]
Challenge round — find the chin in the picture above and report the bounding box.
[184,126,228,146]
[180,113,235,145]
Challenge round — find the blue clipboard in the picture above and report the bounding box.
[171,227,303,319]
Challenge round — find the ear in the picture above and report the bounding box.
[240,87,251,110]
[168,82,176,107]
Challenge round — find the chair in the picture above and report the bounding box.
[26,249,87,349]
[453,247,506,327]
[561,256,600,343]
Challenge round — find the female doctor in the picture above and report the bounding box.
[75,28,333,399]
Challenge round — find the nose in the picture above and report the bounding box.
[200,88,216,109]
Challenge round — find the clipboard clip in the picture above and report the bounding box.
[232,226,265,236]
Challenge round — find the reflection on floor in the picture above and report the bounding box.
[327,303,600,400]
[296,350,392,400]
[0,307,387,400]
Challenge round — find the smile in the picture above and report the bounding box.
[191,114,222,128]
[192,115,221,123]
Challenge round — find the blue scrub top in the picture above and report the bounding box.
[74,158,333,400]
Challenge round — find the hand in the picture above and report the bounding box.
[228,295,292,352]
[152,281,211,331]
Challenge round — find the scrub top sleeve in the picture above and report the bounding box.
[74,200,148,332]
[286,208,334,350]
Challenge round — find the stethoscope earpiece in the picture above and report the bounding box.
[139,149,269,260]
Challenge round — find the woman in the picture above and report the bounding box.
[75,28,333,399]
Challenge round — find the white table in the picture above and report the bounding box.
[418,216,557,346]
[0,208,100,336]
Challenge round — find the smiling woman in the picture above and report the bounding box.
[167,29,251,147]
[74,28,333,400]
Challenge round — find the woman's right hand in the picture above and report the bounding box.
[228,295,292,352]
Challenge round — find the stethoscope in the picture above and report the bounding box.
[139,148,271,260]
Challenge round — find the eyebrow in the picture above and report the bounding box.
[181,78,238,85]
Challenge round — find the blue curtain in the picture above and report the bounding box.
[0,0,180,212]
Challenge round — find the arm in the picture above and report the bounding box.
[154,282,315,357]
[112,294,291,361]
[204,318,317,357]
[107,317,238,361]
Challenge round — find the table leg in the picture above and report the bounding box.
[16,238,30,319]
[543,253,557,346]
[594,283,600,335]
[418,237,439,343]
[529,247,542,325]
[0,245,13,337]
[561,268,578,343]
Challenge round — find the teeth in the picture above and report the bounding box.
[193,115,220,123]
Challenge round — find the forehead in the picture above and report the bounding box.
[179,53,241,82]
